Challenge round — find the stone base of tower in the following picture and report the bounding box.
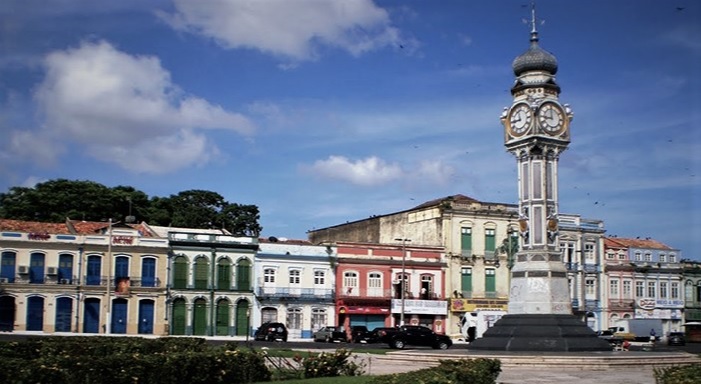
[467,314,612,352]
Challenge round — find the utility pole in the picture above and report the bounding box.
[394,238,411,326]
[105,218,113,334]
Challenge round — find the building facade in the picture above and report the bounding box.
[603,237,683,334]
[0,219,169,335]
[335,241,447,335]
[255,238,336,339]
[148,225,258,337]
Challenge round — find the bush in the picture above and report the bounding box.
[367,358,501,384]
[653,363,701,384]
[0,337,270,384]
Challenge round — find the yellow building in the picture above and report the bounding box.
[0,219,169,335]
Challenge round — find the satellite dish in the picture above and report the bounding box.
[125,215,136,223]
[268,236,278,242]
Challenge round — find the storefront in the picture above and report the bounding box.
[391,299,448,333]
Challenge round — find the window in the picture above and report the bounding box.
[606,252,614,260]
[311,308,327,332]
[669,254,677,263]
[344,271,359,295]
[585,279,595,296]
[618,252,626,260]
[289,269,301,284]
[635,281,644,298]
[172,256,187,289]
[217,258,231,290]
[644,253,652,262]
[461,267,472,296]
[660,282,668,299]
[264,268,276,284]
[58,253,73,284]
[368,272,382,297]
[671,282,679,299]
[141,257,156,287]
[461,227,472,256]
[584,243,595,263]
[610,280,619,297]
[635,253,642,262]
[29,252,45,284]
[485,268,496,294]
[623,280,632,299]
[647,281,656,298]
[286,307,302,330]
[659,254,666,263]
[193,257,209,289]
[236,259,251,291]
[420,274,433,299]
[485,228,496,252]
[1,251,16,283]
[86,255,102,286]
[314,270,325,285]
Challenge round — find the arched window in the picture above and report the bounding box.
[367,272,382,297]
[172,256,188,289]
[343,271,358,296]
[311,308,327,332]
[236,259,251,291]
[141,257,156,287]
[194,257,209,290]
[1,251,16,283]
[217,258,231,290]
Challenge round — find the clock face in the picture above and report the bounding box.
[537,102,566,134]
[507,104,533,137]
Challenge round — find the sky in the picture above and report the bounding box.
[0,0,699,260]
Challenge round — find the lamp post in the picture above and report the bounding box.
[394,238,411,326]
[105,218,113,334]
[246,308,251,342]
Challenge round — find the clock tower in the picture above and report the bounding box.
[469,4,610,351]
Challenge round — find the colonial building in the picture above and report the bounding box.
[255,238,336,339]
[0,219,169,335]
[334,241,447,334]
[559,214,606,330]
[603,237,683,334]
[146,224,257,336]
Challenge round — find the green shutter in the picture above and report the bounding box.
[237,259,251,291]
[171,299,186,335]
[485,229,496,252]
[216,300,229,336]
[485,269,496,293]
[192,299,207,335]
[217,260,231,290]
[173,257,187,289]
[194,258,209,289]
[461,268,472,294]
[236,301,250,336]
[461,227,472,255]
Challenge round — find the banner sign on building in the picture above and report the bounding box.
[390,299,448,315]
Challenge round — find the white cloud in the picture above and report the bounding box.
[32,40,254,173]
[3,129,65,167]
[161,0,404,62]
[309,155,402,186]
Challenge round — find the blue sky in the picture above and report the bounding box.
[0,1,699,259]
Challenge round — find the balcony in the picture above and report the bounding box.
[583,264,599,273]
[257,287,334,301]
[584,299,600,311]
[565,262,579,271]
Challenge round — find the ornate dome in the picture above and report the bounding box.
[512,37,558,76]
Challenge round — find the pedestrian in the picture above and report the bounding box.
[649,328,656,343]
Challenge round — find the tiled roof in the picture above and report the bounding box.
[604,237,673,250]
[0,219,71,234]
[67,220,111,234]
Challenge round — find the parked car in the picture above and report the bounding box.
[596,330,615,340]
[388,325,453,350]
[667,331,686,346]
[349,325,372,343]
[313,326,347,342]
[254,322,288,342]
[366,327,401,344]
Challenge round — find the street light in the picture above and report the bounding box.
[394,238,411,326]
[105,218,113,334]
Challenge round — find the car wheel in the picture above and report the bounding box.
[392,340,405,349]
[436,341,449,350]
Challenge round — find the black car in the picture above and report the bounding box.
[388,325,452,350]
[254,322,288,342]
[367,327,401,344]
[667,331,685,346]
[349,325,371,343]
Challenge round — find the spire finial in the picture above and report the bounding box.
[529,1,542,42]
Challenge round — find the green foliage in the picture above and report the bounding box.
[0,336,270,384]
[653,363,701,384]
[367,358,501,384]
[297,349,366,379]
[0,178,262,235]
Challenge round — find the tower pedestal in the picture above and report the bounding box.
[468,314,612,351]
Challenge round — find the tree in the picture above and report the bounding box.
[0,179,262,235]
